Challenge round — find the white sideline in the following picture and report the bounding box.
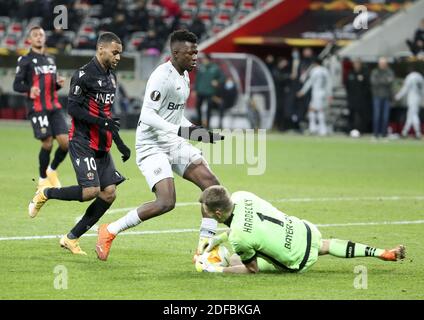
[1,219,423,242]
[106,195,424,215]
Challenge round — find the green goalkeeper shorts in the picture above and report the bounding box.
[257,219,322,273]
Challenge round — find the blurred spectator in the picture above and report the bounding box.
[297,58,332,136]
[264,54,276,73]
[394,66,423,139]
[294,47,314,130]
[0,0,18,16]
[46,28,71,53]
[210,76,238,128]
[0,86,7,108]
[159,0,181,30]
[138,29,162,55]
[406,19,424,57]
[345,59,372,134]
[190,17,206,41]
[370,57,395,139]
[113,84,131,115]
[194,54,224,128]
[272,57,292,131]
[110,13,129,44]
[128,0,149,32]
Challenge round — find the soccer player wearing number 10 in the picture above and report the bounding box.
[196,186,406,274]
[95,30,224,261]
[28,32,131,255]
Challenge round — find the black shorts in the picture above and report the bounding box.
[69,141,125,190]
[29,109,68,140]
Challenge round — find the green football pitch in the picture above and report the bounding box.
[1,122,423,300]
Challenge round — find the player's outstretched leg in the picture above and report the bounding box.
[60,235,87,255]
[28,186,49,218]
[320,239,406,261]
[96,179,175,261]
[96,224,116,261]
[379,245,406,261]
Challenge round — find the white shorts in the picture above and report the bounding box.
[310,92,328,110]
[136,141,206,191]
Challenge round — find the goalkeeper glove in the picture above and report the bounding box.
[195,260,224,273]
[200,232,229,254]
[177,126,224,143]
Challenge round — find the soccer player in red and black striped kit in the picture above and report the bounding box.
[28,32,131,255]
[13,26,68,189]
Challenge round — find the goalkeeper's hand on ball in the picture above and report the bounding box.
[202,232,229,253]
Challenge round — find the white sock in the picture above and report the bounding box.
[199,218,217,239]
[47,165,54,172]
[38,177,48,183]
[107,209,142,235]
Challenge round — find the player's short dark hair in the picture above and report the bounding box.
[199,186,232,213]
[28,26,43,37]
[170,29,197,46]
[97,32,122,48]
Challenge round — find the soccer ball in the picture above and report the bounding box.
[198,245,231,267]
[350,129,361,138]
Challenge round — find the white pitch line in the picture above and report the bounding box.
[106,195,424,215]
[1,219,423,242]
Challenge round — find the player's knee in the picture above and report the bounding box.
[101,188,116,203]
[82,187,101,201]
[157,198,175,213]
[41,138,53,151]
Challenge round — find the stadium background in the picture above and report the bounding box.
[0,0,423,301]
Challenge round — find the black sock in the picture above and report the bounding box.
[68,197,112,238]
[50,147,68,170]
[39,148,51,178]
[45,186,83,201]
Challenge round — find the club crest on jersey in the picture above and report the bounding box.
[150,90,161,101]
[47,57,54,64]
[32,58,37,64]
[110,76,116,88]
[97,80,102,87]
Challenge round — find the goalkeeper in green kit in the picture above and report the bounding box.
[195,186,406,274]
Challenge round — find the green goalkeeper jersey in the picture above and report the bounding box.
[228,191,315,272]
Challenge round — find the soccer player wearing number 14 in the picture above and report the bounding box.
[28,32,131,255]
[196,186,406,274]
[13,26,69,190]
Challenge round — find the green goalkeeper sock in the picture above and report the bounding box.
[329,239,384,258]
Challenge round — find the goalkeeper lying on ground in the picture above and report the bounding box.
[195,186,406,274]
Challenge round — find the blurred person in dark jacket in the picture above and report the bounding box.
[370,57,395,139]
[194,54,224,128]
[345,59,372,134]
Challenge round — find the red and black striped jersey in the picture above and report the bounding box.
[13,49,62,112]
[68,57,117,152]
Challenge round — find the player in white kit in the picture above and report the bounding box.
[95,30,225,261]
[297,59,332,136]
[395,67,423,139]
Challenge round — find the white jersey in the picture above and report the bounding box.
[395,71,424,106]
[136,61,190,155]
[300,65,332,99]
